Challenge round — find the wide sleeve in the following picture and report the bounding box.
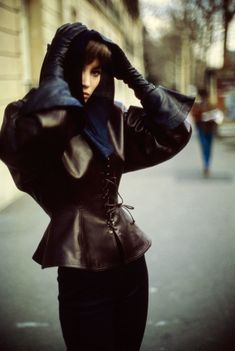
[123,87,194,173]
[0,79,83,171]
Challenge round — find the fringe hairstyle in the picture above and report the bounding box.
[84,40,111,68]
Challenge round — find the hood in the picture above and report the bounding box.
[64,29,115,158]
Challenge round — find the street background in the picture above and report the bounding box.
[1,1,235,350]
[0,129,235,351]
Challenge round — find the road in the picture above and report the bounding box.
[0,133,235,351]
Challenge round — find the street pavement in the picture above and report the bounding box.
[0,132,235,351]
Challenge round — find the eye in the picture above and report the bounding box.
[91,68,102,77]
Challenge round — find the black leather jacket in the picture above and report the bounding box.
[0,80,193,270]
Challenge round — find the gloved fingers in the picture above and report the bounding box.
[39,23,88,83]
[97,32,114,45]
[54,22,72,35]
[105,42,132,80]
[51,22,88,45]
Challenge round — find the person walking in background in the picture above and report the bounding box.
[192,89,218,177]
[0,23,194,350]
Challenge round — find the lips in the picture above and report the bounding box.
[83,92,90,99]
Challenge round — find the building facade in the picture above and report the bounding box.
[0,0,145,209]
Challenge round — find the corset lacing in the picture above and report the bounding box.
[104,177,135,224]
[102,160,135,232]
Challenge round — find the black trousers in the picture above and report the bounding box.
[57,256,149,351]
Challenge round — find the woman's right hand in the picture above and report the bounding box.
[39,22,87,84]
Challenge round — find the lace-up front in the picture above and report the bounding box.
[102,157,135,236]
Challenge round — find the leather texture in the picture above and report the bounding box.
[107,40,195,130]
[0,90,192,270]
[39,22,88,83]
[0,23,195,271]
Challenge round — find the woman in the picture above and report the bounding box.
[0,23,194,350]
[192,89,217,176]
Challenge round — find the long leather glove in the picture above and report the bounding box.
[21,23,87,115]
[39,22,87,84]
[107,42,195,129]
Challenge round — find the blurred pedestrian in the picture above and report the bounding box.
[192,89,217,177]
[0,23,194,350]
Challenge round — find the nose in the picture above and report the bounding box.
[82,70,90,88]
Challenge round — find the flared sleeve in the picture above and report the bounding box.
[123,86,195,173]
[0,79,83,171]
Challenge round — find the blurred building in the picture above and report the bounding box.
[206,51,235,120]
[0,0,145,210]
[144,30,197,96]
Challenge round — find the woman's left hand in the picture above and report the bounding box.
[106,41,133,81]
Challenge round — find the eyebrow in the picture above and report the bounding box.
[92,65,102,70]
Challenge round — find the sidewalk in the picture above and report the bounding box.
[0,134,235,351]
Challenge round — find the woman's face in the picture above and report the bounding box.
[82,59,102,102]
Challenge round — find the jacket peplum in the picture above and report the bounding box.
[0,78,194,270]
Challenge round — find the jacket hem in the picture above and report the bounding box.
[32,240,152,271]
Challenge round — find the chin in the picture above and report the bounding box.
[83,95,90,103]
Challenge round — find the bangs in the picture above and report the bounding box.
[84,40,111,67]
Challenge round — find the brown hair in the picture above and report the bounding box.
[84,40,111,67]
